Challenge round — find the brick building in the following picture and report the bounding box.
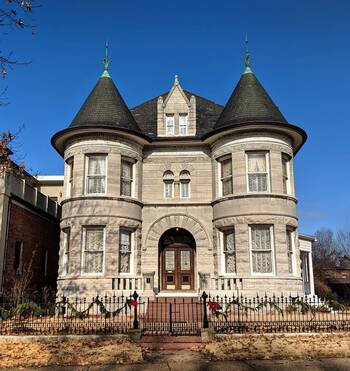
[0,169,61,297]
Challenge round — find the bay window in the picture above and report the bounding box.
[247,152,269,192]
[85,155,106,194]
[250,225,274,274]
[83,227,104,274]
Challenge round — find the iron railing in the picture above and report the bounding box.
[0,292,349,336]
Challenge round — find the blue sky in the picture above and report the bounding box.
[2,1,350,235]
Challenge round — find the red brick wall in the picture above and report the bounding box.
[2,200,60,296]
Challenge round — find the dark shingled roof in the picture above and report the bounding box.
[131,90,224,138]
[215,72,288,130]
[70,76,142,133]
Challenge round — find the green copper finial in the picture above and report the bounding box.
[101,41,111,78]
[243,34,253,74]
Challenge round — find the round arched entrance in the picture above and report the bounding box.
[159,228,196,291]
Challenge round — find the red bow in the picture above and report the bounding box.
[208,301,221,311]
[128,299,138,308]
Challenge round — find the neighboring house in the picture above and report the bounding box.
[0,167,61,296]
[324,256,350,299]
[36,176,64,204]
[50,49,315,298]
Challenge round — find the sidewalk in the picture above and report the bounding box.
[1,350,350,371]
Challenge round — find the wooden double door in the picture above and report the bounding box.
[161,243,194,290]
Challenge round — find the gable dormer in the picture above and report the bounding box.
[157,76,196,137]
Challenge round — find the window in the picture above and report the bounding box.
[179,114,188,135]
[282,153,291,194]
[250,225,274,274]
[83,227,104,274]
[247,152,269,192]
[286,229,294,274]
[180,170,191,198]
[119,229,133,274]
[121,159,134,197]
[219,156,233,196]
[66,157,74,197]
[86,155,106,194]
[165,114,175,136]
[62,228,70,275]
[14,241,23,274]
[223,229,236,273]
[163,171,174,198]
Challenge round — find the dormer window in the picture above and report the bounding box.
[165,114,175,136]
[179,114,188,135]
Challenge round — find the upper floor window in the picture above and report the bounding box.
[179,170,191,198]
[82,227,104,274]
[286,228,295,274]
[66,157,74,198]
[121,158,134,197]
[250,225,274,274]
[179,114,188,135]
[62,228,70,275]
[165,114,175,136]
[219,156,233,196]
[247,152,269,192]
[119,228,134,274]
[282,153,291,194]
[163,170,174,198]
[85,154,106,194]
[223,229,236,274]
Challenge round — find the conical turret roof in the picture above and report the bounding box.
[215,71,288,130]
[69,75,141,133]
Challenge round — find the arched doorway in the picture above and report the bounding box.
[159,228,196,291]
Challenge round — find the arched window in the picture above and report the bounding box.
[163,171,174,198]
[180,170,191,198]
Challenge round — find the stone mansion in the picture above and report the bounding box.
[50,49,315,298]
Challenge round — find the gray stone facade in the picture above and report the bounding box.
[52,65,313,299]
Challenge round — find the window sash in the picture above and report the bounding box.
[247,153,268,192]
[220,158,233,196]
[165,115,175,135]
[179,114,188,135]
[180,181,190,198]
[86,155,106,194]
[164,181,173,198]
[83,228,104,274]
[119,229,132,274]
[223,230,236,273]
[121,160,133,197]
[251,226,273,274]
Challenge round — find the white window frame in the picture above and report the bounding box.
[121,157,136,198]
[84,154,107,196]
[81,226,105,276]
[65,157,74,198]
[249,225,275,276]
[118,228,135,276]
[218,155,233,197]
[246,151,270,193]
[286,228,296,275]
[62,228,70,276]
[282,153,292,195]
[219,229,236,276]
[165,114,175,136]
[179,113,188,135]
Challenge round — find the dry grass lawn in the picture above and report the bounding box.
[0,337,143,368]
[204,332,350,360]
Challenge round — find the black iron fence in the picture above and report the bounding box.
[0,292,350,336]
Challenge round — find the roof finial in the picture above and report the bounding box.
[243,34,253,75]
[101,41,111,78]
[174,74,179,85]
